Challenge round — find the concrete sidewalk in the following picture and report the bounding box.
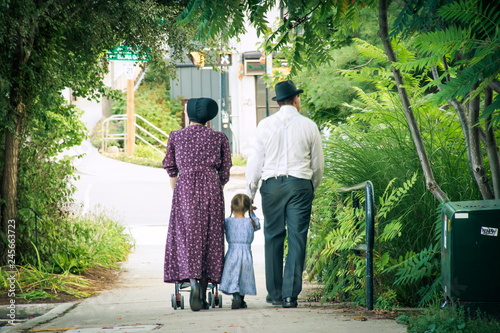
[2,199,406,332]
[1,98,407,333]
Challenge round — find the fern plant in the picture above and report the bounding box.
[304,38,483,308]
[307,173,417,309]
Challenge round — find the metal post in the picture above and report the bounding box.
[365,181,375,311]
[338,181,375,311]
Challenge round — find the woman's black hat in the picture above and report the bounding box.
[272,80,304,101]
[187,97,218,125]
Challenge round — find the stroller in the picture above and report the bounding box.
[171,280,223,310]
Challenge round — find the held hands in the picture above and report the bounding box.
[250,199,257,213]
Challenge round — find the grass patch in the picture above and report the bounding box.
[102,145,248,169]
[49,210,134,273]
[102,143,164,168]
[0,210,133,302]
[1,265,93,301]
[231,154,247,166]
[102,151,163,168]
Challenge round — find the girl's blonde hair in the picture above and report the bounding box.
[230,193,257,230]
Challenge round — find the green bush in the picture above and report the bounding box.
[305,40,480,308]
[98,64,182,158]
[49,210,133,274]
[102,144,164,168]
[110,68,182,144]
[18,209,133,275]
[232,154,247,166]
[403,305,500,333]
[0,209,132,300]
[134,143,164,160]
[16,101,87,266]
[307,174,418,309]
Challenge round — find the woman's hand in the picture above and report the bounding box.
[169,176,178,191]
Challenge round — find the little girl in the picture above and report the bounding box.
[219,193,260,309]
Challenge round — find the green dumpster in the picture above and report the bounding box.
[441,200,500,303]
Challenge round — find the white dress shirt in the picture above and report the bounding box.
[246,105,324,199]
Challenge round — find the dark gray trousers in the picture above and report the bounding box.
[260,176,314,300]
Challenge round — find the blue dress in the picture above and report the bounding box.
[219,213,260,295]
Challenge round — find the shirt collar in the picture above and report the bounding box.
[278,105,299,119]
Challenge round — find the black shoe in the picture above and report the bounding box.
[190,282,202,311]
[201,299,210,310]
[282,297,298,308]
[241,295,247,308]
[231,293,242,309]
[266,294,283,306]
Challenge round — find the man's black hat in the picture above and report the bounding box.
[187,97,218,125]
[272,80,304,101]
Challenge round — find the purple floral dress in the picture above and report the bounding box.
[163,125,232,284]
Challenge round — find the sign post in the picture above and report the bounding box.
[107,46,150,157]
[126,66,135,156]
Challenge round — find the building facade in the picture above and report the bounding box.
[170,7,284,158]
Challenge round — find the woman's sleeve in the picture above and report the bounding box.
[162,133,178,177]
[218,133,232,185]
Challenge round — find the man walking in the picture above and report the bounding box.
[246,80,324,308]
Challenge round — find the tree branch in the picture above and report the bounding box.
[349,58,373,70]
[379,0,449,204]
[284,1,324,29]
[484,87,500,198]
[488,80,500,94]
[468,89,494,199]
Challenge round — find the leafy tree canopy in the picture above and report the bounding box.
[179,0,499,123]
[0,0,195,264]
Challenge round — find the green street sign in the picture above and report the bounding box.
[107,46,151,61]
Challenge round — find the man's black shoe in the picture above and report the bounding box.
[282,297,298,308]
[266,294,283,305]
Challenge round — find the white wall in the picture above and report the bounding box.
[227,6,282,157]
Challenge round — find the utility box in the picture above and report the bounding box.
[441,200,500,303]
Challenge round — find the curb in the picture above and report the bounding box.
[230,165,245,176]
[0,302,78,332]
[0,303,58,320]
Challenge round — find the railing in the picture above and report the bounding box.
[101,114,169,155]
[338,181,375,311]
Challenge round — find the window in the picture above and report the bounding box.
[255,76,278,124]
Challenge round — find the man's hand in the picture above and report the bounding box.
[250,199,257,212]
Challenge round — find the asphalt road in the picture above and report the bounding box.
[1,98,407,333]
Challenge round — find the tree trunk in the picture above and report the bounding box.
[0,116,23,266]
[483,88,500,198]
[432,66,495,199]
[378,0,449,204]
[468,92,494,199]
[0,31,30,265]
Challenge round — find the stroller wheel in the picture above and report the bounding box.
[218,294,223,308]
[180,295,185,309]
[207,292,213,306]
[171,293,177,310]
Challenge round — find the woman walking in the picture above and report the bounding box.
[163,97,232,311]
